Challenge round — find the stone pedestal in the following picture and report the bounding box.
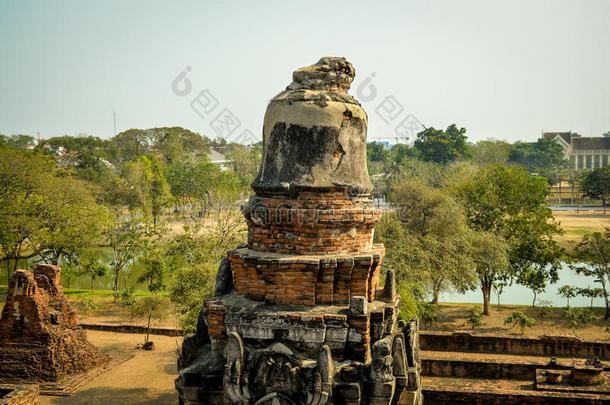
[175,57,423,405]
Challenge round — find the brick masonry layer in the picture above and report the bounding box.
[229,245,385,306]
[243,191,381,255]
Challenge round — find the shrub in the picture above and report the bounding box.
[504,311,535,335]
[463,306,485,331]
[536,300,553,321]
[169,262,216,333]
[563,307,596,328]
[116,287,136,309]
[81,296,98,314]
[130,296,171,346]
[417,302,438,329]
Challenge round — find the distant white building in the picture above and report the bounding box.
[544,132,610,170]
[206,149,231,170]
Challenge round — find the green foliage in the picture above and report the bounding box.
[80,296,98,314]
[471,139,512,166]
[417,302,438,329]
[558,285,579,307]
[469,230,510,314]
[169,261,217,333]
[579,166,610,212]
[115,287,136,308]
[80,258,108,293]
[456,164,563,306]
[225,145,261,186]
[137,247,168,293]
[504,311,535,334]
[105,215,148,296]
[0,149,111,278]
[563,307,596,328]
[578,287,604,309]
[130,295,171,343]
[0,134,35,150]
[464,306,486,331]
[367,142,391,164]
[571,228,610,319]
[383,178,477,302]
[536,300,553,321]
[508,138,569,173]
[413,124,470,164]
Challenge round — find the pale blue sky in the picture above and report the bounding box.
[1,0,609,144]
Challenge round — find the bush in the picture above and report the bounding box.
[116,287,136,309]
[417,302,438,329]
[169,262,216,333]
[81,296,98,314]
[130,295,171,345]
[536,300,553,321]
[463,306,485,331]
[504,311,535,335]
[563,307,596,328]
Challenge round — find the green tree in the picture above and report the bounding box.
[81,258,108,293]
[225,145,261,186]
[471,139,512,166]
[106,215,146,298]
[367,142,391,163]
[413,124,470,164]
[383,179,477,303]
[558,285,578,307]
[508,138,568,173]
[578,287,604,309]
[579,166,610,214]
[463,306,486,331]
[504,311,535,335]
[130,296,171,346]
[571,229,610,319]
[137,246,168,293]
[0,134,35,150]
[469,231,510,315]
[455,164,563,306]
[148,155,172,227]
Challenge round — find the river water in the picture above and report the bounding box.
[440,263,605,307]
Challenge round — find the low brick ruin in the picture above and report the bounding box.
[0,384,39,405]
[0,264,109,383]
[175,57,423,405]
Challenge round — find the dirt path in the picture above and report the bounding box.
[40,331,181,405]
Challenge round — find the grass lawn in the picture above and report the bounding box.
[552,210,610,252]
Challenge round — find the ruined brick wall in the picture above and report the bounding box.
[0,384,39,405]
[0,265,109,382]
[229,247,384,306]
[420,331,610,359]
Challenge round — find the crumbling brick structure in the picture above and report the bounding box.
[175,57,423,405]
[0,264,109,383]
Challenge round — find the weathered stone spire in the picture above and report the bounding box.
[252,57,372,197]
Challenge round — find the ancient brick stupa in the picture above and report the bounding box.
[176,57,423,405]
[0,264,109,382]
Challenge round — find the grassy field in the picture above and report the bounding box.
[552,210,610,252]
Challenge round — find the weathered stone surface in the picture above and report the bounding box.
[252,57,372,197]
[0,265,109,383]
[215,257,234,296]
[350,296,368,315]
